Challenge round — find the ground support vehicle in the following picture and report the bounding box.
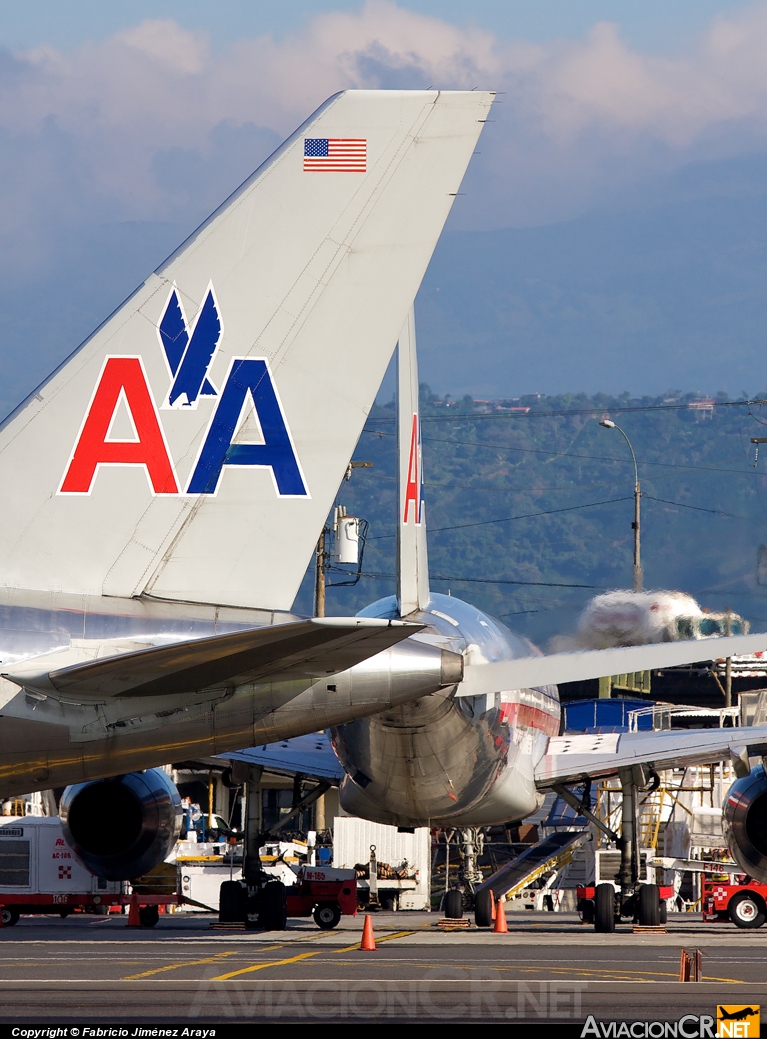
[0,816,214,927]
[0,889,212,928]
[702,876,767,928]
[286,866,357,929]
[218,865,357,930]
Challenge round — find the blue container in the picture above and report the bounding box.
[563,698,654,734]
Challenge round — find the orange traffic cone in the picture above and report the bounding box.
[493,897,508,933]
[360,913,377,951]
[127,893,141,928]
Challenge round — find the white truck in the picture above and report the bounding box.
[0,816,122,924]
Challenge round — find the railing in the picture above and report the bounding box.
[627,704,739,732]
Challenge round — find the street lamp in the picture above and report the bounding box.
[600,418,643,592]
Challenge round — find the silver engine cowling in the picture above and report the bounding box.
[723,765,767,881]
[60,769,182,881]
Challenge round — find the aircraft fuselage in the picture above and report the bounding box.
[332,593,560,827]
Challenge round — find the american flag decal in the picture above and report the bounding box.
[304,139,366,172]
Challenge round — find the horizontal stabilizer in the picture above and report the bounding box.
[456,632,767,696]
[5,618,421,701]
[535,723,767,788]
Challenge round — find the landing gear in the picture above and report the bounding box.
[139,905,159,928]
[474,888,494,928]
[219,879,247,923]
[259,881,287,931]
[559,767,666,933]
[444,827,486,922]
[444,889,463,919]
[637,884,660,927]
[594,884,615,933]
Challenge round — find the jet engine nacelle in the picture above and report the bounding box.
[60,768,182,881]
[723,765,767,882]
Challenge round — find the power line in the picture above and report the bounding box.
[368,398,767,422]
[360,428,759,477]
[368,495,633,540]
[643,494,746,519]
[351,570,603,589]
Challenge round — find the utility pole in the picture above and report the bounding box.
[314,527,328,617]
[725,608,733,709]
[633,471,641,593]
[600,418,642,592]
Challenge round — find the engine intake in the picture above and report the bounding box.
[723,764,767,882]
[60,769,182,881]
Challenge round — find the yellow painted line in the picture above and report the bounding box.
[123,930,334,981]
[509,965,745,985]
[123,950,238,980]
[213,929,416,980]
[333,929,416,953]
[213,950,323,980]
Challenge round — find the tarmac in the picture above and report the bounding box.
[0,911,764,1025]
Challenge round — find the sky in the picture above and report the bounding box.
[3,1,767,409]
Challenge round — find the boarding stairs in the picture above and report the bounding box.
[475,830,591,902]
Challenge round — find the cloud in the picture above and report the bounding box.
[4,2,767,246]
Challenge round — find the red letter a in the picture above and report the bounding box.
[61,357,178,494]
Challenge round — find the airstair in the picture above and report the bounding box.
[475,830,590,902]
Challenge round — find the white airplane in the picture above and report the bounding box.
[329,306,767,931]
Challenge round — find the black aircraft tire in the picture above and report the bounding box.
[660,900,668,925]
[444,889,463,919]
[728,891,766,929]
[260,881,288,931]
[313,903,342,930]
[474,889,494,928]
[219,880,246,923]
[139,905,159,928]
[637,884,661,927]
[594,884,615,933]
[580,899,595,925]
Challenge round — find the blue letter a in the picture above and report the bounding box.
[187,359,308,496]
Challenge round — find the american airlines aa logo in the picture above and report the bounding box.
[59,285,308,498]
[159,284,220,409]
[403,412,424,525]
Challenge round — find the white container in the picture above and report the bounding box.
[0,816,121,896]
[332,817,430,910]
[334,515,360,564]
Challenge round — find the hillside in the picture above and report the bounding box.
[293,388,767,646]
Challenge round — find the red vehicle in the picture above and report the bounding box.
[286,866,357,929]
[703,875,767,928]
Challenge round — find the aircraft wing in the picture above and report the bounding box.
[216,734,344,783]
[455,632,767,695]
[4,618,421,701]
[534,724,767,789]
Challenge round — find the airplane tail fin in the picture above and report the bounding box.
[0,90,493,610]
[396,307,431,616]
